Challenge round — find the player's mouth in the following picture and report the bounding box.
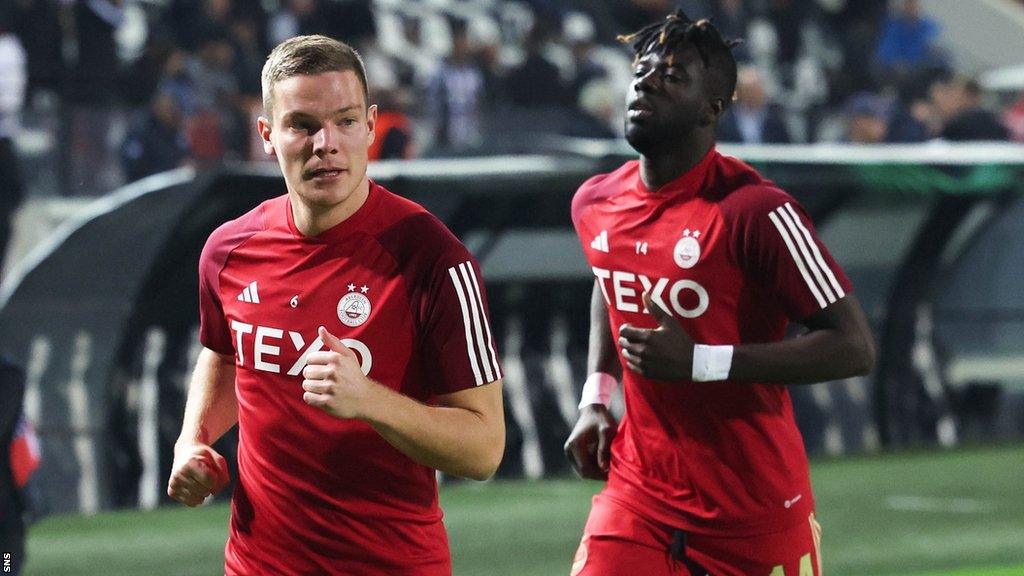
[305,167,347,181]
[627,101,654,121]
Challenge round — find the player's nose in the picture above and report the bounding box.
[312,124,339,155]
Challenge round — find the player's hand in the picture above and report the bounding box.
[302,326,376,420]
[167,443,230,507]
[564,404,617,480]
[619,293,695,380]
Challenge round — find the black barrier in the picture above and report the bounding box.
[2,143,1024,514]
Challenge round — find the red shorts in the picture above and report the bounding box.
[570,494,822,576]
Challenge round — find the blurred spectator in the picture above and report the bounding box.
[930,75,1009,141]
[121,32,178,108]
[426,20,485,150]
[69,0,124,105]
[322,0,376,47]
[10,0,65,101]
[506,24,567,108]
[718,65,791,144]
[821,0,888,103]
[844,91,891,143]
[369,88,414,161]
[767,0,808,74]
[1003,93,1024,143]
[707,0,750,61]
[167,0,235,53]
[268,0,316,47]
[157,49,198,117]
[885,90,932,143]
[269,0,375,49]
[120,91,191,182]
[67,0,126,196]
[0,14,26,269]
[875,0,944,81]
[229,19,266,98]
[563,79,617,139]
[564,12,607,105]
[185,34,243,162]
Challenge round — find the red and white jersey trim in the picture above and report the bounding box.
[768,202,846,309]
[448,260,502,385]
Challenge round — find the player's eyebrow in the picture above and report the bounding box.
[281,105,364,122]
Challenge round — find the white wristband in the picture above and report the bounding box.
[691,344,734,382]
[579,372,618,408]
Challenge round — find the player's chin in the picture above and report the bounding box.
[624,126,661,155]
[298,181,350,205]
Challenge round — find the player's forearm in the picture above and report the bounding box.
[588,281,622,378]
[176,348,238,448]
[362,383,505,481]
[729,327,875,384]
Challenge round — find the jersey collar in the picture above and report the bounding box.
[634,146,717,199]
[285,180,384,244]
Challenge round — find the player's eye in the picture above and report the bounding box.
[289,121,315,134]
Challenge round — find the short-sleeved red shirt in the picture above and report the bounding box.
[572,149,852,537]
[199,181,501,575]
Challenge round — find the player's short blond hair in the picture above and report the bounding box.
[261,35,369,119]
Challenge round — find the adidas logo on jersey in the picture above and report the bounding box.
[237,281,260,304]
[590,230,609,253]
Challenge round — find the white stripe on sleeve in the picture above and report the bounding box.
[776,204,837,304]
[465,260,502,380]
[448,265,483,385]
[768,211,828,309]
[459,262,495,382]
[784,202,845,299]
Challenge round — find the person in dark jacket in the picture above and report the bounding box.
[931,75,1009,141]
[717,66,791,144]
[120,91,191,182]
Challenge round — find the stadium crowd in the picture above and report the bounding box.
[0,0,1021,199]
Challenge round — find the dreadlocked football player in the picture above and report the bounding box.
[564,11,875,576]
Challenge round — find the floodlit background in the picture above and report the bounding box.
[1,0,1023,574]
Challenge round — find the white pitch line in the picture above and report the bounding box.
[885,495,997,514]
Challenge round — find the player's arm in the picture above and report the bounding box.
[586,280,624,380]
[728,293,875,383]
[303,327,505,481]
[620,292,875,384]
[363,377,505,482]
[167,348,236,506]
[563,280,621,480]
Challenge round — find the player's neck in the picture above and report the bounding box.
[290,178,371,237]
[639,137,715,192]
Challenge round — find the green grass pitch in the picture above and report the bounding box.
[23,444,1024,575]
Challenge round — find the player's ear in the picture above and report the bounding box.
[365,104,378,148]
[257,116,275,156]
[702,98,725,126]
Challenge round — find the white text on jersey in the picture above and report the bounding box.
[592,266,709,318]
[229,321,373,376]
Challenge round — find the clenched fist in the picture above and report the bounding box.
[167,443,230,507]
[564,404,618,480]
[301,326,378,420]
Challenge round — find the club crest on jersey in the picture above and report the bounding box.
[338,284,371,327]
[673,229,702,269]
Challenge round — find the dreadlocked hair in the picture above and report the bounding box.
[619,10,743,109]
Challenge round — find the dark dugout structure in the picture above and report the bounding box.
[2,142,1023,514]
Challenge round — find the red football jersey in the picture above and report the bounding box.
[572,148,852,537]
[198,182,502,575]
